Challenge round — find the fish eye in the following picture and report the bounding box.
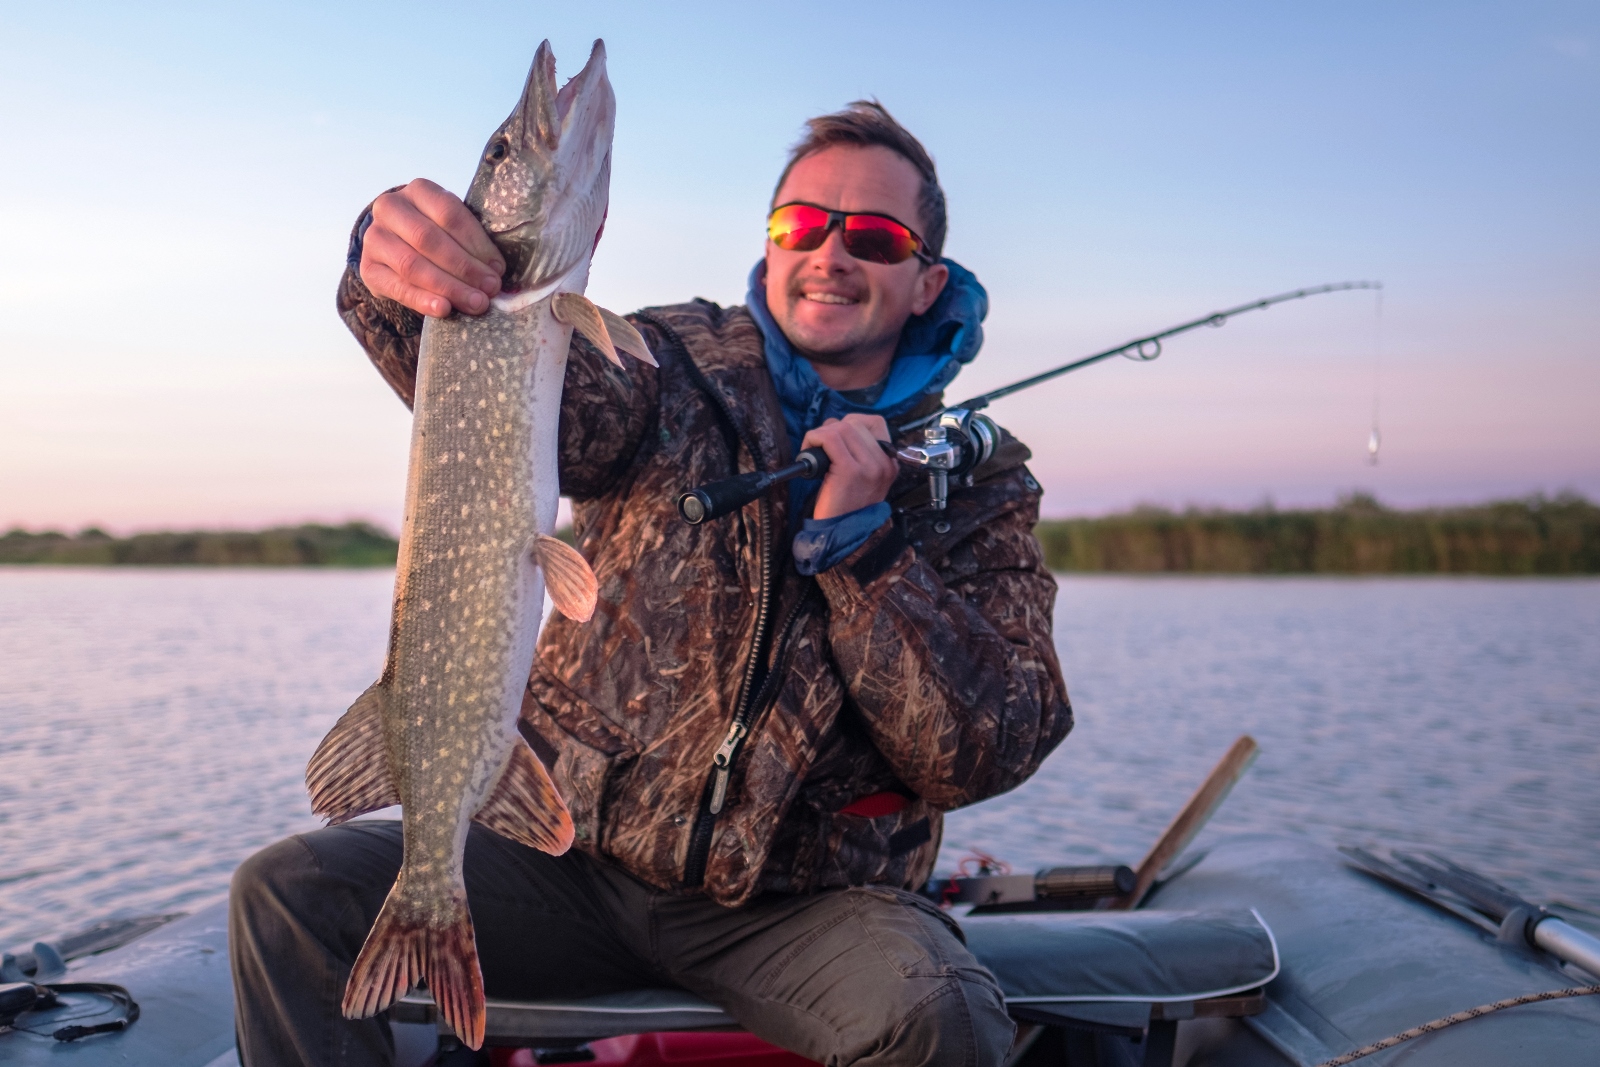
[487,141,508,164]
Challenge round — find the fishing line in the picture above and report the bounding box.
[1367,286,1384,466]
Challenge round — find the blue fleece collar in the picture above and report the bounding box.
[746,258,988,450]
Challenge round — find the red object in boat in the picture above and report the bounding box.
[838,791,909,818]
[493,1031,820,1067]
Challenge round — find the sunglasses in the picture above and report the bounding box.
[767,202,934,266]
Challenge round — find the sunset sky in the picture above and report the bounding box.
[1,1,1595,531]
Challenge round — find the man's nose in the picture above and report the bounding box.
[807,227,856,272]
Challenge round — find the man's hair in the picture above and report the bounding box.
[773,100,947,261]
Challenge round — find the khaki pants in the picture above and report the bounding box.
[229,821,1014,1067]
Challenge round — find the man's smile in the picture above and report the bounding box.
[801,291,860,305]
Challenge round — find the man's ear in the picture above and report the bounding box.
[910,262,949,316]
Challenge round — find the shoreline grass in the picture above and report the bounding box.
[5,494,1596,574]
[1036,493,1598,574]
[0,523,399,567]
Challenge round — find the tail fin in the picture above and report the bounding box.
[343,880,485,1049]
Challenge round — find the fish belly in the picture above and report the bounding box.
[389,302,570,858]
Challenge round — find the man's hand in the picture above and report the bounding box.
[801,414,898,521]
[360,179,505,318]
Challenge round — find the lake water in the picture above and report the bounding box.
[2,569,1597,948]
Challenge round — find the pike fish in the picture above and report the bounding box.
[305,38,654,1050]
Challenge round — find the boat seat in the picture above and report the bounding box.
[390,908,1278,1045]
[391,987,738,1045]
[961,908,1278,1034]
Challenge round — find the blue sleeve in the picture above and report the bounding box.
[791,502,891,576]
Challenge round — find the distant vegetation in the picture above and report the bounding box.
[5,495,1597,574]
[0,523,398,567]
[1036,493,1600,574]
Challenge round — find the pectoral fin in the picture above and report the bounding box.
[597,306,657,366]
[531,533,598,622]
[471,740,575,855]
[552,291,622,367]
[306,682,399,823]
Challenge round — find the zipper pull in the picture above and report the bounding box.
[709,767,731,814]
[713,722,746,768]
[709,722,747,815]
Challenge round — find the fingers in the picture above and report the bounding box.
[850,413,892,443]
[800,415,899,521]
[832,415,895,472]
[803,416,894,469]
[363,227,490,317]
[405,179,504,276]
[361,179,504,318]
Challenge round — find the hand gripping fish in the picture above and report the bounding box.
[304,39,653,1050]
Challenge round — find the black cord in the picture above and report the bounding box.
[8,982,140,1042]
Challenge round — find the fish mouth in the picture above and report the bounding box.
[469,40,614,289]
[485,219,541,238]
[510,38,613,157]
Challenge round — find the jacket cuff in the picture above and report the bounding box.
[336,195,426,406]
[792,502,891,576]
[814,515,915,604]
[346,207,375,274]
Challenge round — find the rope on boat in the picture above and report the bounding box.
[1312,984,1600,1066]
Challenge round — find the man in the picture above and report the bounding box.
[231,101,1071,1067]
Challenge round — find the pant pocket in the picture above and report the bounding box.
[848,886,966,978]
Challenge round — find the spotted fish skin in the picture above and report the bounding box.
[303,39,651,1050]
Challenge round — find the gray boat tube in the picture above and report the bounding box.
[1533,918,1600,981]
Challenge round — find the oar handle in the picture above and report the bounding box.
[1111,735,1260,909]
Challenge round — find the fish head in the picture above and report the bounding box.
[466,39,615,292]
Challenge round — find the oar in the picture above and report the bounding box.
[1110,735,1259,910]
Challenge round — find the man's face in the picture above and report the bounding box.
[765,145,949,370]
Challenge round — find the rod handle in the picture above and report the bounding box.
[676,449,829,525]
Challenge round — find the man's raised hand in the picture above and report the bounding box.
[801,415,899,521]
[360,179,505,318]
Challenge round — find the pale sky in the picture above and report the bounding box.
[1,1,1595,532]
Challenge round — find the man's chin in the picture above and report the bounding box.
[782,329,869,366]
[780,315,872,363]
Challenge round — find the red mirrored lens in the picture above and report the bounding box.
[768,204,924,264]
[842,214,919,264]
[768,204,832,251]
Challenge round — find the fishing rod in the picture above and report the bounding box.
[675,280,1382,525]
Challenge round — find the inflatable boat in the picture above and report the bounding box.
[6,738,1597,1066]
[4,830,1597,1067]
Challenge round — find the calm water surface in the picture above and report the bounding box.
[2,569,1596,947]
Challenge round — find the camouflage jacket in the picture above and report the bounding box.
[337,263,1072,906]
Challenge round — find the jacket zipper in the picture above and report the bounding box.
[682,488,771,888]
[706,584,817,814]
[688,583,817,882]
[635,313,779,889]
